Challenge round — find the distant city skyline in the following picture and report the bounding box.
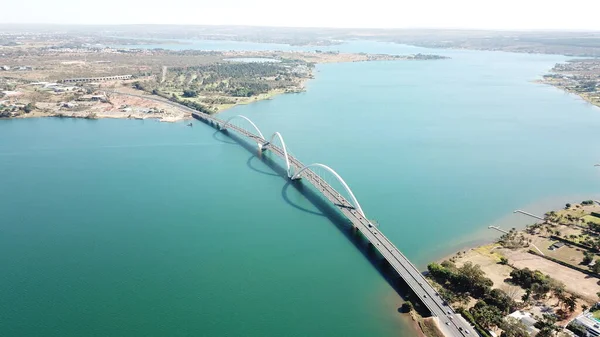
[2,0,600,31]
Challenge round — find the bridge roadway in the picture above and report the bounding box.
[101,90,477,336]
[97,89,476,337]
[188,112,477,337]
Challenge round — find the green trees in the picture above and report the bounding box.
[509,268,546,289]
[182,89,198,98]
[509,268,569,306]
[567,321,588,336]
[592,260,600,274]
[470,301,503,330]
[500,318,529,337]
[484,288,516,314]
[163,61,311,100]
[427,261,493,298]
[498,229,529,248]
[400,301,413,313]
[534,314,560,337]
[23,103,35,113]
[132,81,145,91]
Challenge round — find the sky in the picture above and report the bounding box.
[3,0,600,30]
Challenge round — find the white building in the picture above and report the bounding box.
[507,311,539,336]
[573,312,600,337]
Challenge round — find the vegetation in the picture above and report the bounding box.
[455,307,492,337]
[401,301,413,313]
[428,261,493,298]
[567,321,588,337]
[498,229,530,249]
[500,318,529,337]
[583,251,594,265]
[23,103,35,113]
[182,89,198,98]
[168,93,214,114]
[131,60,312,111]
[163,61,310,97]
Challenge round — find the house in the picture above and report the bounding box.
[1,65,9,71]
[573,311,600,337]
[507,311,539,336]
[61,102,78,109]
[549,242,565,250]
[53,86,78,93]
[77,94,107,102]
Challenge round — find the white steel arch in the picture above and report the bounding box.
[292,163,366,218]
[220,115,266,140]
[264,132,292,178]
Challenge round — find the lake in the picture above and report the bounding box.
[1,40,600,337]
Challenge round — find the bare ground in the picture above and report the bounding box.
[500,248,600,303]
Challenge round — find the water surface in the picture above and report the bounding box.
[2,41,600,337]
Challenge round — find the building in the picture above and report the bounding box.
[53,86,78,93]
[573,311,600,337]
[61,75,132,83]
[507,311,539,336]
[77,95,107,103]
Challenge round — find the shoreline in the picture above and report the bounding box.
[2,82,307,123]
[538,80,600,111]
[421,200,600,337]
[1,49,449,123]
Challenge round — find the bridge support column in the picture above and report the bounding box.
[351,226,358,236]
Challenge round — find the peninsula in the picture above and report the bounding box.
[420,201,600,337]
[0,33,449,121]
[541,59,600,109]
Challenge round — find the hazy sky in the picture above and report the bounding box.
[4,0,600,30]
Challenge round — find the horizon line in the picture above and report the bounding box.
[1,22,600,33]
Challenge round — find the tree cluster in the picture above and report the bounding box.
[428,261,494,298]
[498,229,530,249]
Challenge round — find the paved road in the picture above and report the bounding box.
[103,91,478,337]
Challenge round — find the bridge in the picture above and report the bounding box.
[189,112,477,337]
[94,87,478,337]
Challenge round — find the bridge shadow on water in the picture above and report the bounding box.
[199,119,430,316]
[246,155,279,177]
[212,130,237,145]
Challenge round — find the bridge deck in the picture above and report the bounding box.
[188,111,476,337]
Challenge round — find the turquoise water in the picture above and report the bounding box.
[2,41,600,337]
